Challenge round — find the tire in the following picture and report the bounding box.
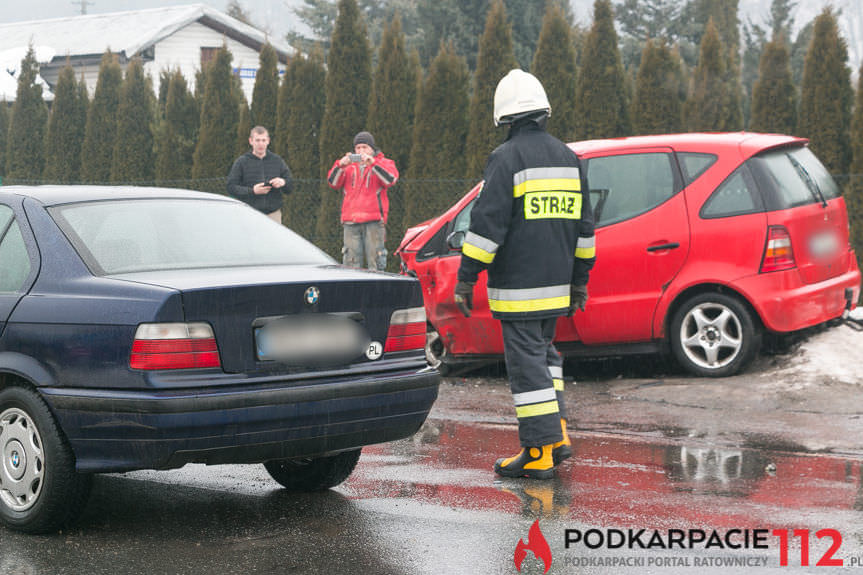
[0,386,92,534]
[264,449,362,491]
[669,292,761,378]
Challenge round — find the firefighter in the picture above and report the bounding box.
[454,69,596,479]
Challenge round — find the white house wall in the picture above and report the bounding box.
[147,21,282,103]
[41,65,100,98]
[47,21,282,103]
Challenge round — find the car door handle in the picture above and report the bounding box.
[646,242,680,252]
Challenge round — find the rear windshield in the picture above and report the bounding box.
[749,146,841,210]
[50,198,334,275]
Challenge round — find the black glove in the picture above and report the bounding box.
[568,284,588,316]
[454,281,475,317]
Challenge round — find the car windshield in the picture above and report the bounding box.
[50,198,334,274]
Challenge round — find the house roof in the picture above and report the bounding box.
[0,3,294,64]
[0,45,56,102]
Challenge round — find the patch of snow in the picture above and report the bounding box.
[764,308,863,386]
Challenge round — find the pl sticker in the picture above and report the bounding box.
[366,341,383,360]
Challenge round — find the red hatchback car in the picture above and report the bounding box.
[396,133,861,377]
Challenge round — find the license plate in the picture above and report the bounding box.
[255,314,368,364]
[809,230,839,259]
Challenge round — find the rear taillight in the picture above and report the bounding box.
[130,322,221,370]
[760,225,796,273]
[384,307,426,352]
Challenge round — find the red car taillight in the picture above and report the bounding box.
[384,307,426,352]
[760,225,796,273]
[130,322,221,370]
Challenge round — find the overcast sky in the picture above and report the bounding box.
[0,0,839,30]
[1,1,307,40]
[1,0,859,63]
[0,1,783,31]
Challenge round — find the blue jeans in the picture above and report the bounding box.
[343,221,387,270]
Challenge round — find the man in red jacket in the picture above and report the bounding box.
[327,131,399,270]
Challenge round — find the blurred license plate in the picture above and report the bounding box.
[809,230,839,259]
[255,315,368,364]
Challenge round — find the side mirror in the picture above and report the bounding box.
[447,230,466,250]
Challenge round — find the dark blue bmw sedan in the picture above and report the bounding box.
[0,186,439,533]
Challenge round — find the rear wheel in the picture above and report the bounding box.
[670,292,761,377]
[264,449,361,491]
[0,386,92,533]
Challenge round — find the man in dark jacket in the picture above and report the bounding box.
[455,69,596,479]
[227,126,293,222]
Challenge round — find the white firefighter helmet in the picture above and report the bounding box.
[493,69,551,126]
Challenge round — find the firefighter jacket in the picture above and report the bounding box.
[327,152,399,224]
[457,120,596,320]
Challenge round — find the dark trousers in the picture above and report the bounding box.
[501,317,566,447]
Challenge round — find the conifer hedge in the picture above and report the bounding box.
[531,3,577,142]
[633,40,684,135]
[111,58,155,183]
[749,35,796,135]
[155,70,198,187]
[405,42,470,229]
[368,14,419,268]
[465,0,517,179]
[799,8,852,175]
[0,101,8,179]
[285,49,326,239]
[575,0,630,140]
[80,50,122,183]
[686,19,729,131]
[846,62,863,288]
[43,65,86,183]
[273,56,294,161]
[251,43,279,138]
[315,0,372,258]
[6,47,48,181]
[192,46,240,192]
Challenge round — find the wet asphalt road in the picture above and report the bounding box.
[1,358,863,575]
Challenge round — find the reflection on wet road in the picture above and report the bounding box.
[351,418,863,521]
[344,418,863,571]
[0,378,861,574]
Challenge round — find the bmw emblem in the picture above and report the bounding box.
[10,452,19,467]
[304,286,320,306]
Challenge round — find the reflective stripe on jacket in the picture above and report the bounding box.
[457,121,596,320]
[327,152,399,224]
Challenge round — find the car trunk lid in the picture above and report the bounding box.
[768,198,852,284]
[750,144,852,285]
[111,265,423,373]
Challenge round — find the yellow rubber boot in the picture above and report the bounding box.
[494,445,554,479]
[551,418,572,465]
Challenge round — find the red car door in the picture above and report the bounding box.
[425,251,506,356]
[568,148,691,345]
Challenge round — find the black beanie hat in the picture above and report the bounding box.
[353,131,376,151]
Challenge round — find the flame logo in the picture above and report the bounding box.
[514,519,552,573]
